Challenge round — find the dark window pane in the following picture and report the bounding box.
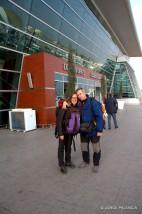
[0,48,22,71]
[0,111,9,127]
[0,70,19,90]
[0,92,17,109]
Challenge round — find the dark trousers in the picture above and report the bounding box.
[108,113,118,129]
[80,135,101,166]
[58,134,73,166]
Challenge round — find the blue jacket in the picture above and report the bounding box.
[80,98,103,136]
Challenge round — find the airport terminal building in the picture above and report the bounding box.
[0,0,141,126]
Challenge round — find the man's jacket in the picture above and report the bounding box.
[80,98,103,136]
[105,97,118,114]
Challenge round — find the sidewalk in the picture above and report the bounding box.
[0,104,142,214]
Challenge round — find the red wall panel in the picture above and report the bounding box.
[17,52,56,126]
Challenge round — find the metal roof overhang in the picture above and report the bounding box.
[85,0,142,57]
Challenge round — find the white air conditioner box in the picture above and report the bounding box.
[9,109,36,132]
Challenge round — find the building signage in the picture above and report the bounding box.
[90,72,102,80]
[90,73,96,78]
[63,63,84,76]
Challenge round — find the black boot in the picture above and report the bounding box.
[92,151,101,173]
[93,151,101,166]
[60,165,67,174]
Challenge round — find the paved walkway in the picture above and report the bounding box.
[0,104,142,214]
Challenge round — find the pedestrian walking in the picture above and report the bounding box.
[75,88,103,173]
[55,93,80,174]
[105,93,118,129]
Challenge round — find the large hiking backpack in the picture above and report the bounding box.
[64,107,80,135]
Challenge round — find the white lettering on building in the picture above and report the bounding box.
[63,63,84,76]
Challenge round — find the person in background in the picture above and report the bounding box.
[56,93,79,174]
[55,98,64,138]
[105,93,118,129]
[101,102,107,129]
[75,88,103,173]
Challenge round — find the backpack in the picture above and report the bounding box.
[64,107,80,135]
[90,97,104,126]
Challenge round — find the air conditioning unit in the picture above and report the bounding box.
[9,109,36,132]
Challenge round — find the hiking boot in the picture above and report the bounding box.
[92,165,99,173]
[60,165,67,174]
[78,161,88,168]
[65,162,75,168]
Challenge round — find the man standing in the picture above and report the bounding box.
[105,93,118,129]
[76,88,103,173]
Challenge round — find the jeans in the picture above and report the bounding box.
[108,113,118,129]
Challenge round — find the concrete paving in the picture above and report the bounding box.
[0,104,142,214]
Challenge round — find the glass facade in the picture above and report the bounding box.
[101,59,141,98]
[0,0,140,126]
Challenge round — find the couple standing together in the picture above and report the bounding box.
[56,88,103,174]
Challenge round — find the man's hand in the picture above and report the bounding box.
[97,132,103,137]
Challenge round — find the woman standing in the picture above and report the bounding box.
[56,93,79,174]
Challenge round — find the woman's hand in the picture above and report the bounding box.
[62,101,69,109]
[59,135,64,140]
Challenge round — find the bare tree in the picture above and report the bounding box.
[65,49,76,98]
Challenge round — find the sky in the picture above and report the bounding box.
[129,0,142,89]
